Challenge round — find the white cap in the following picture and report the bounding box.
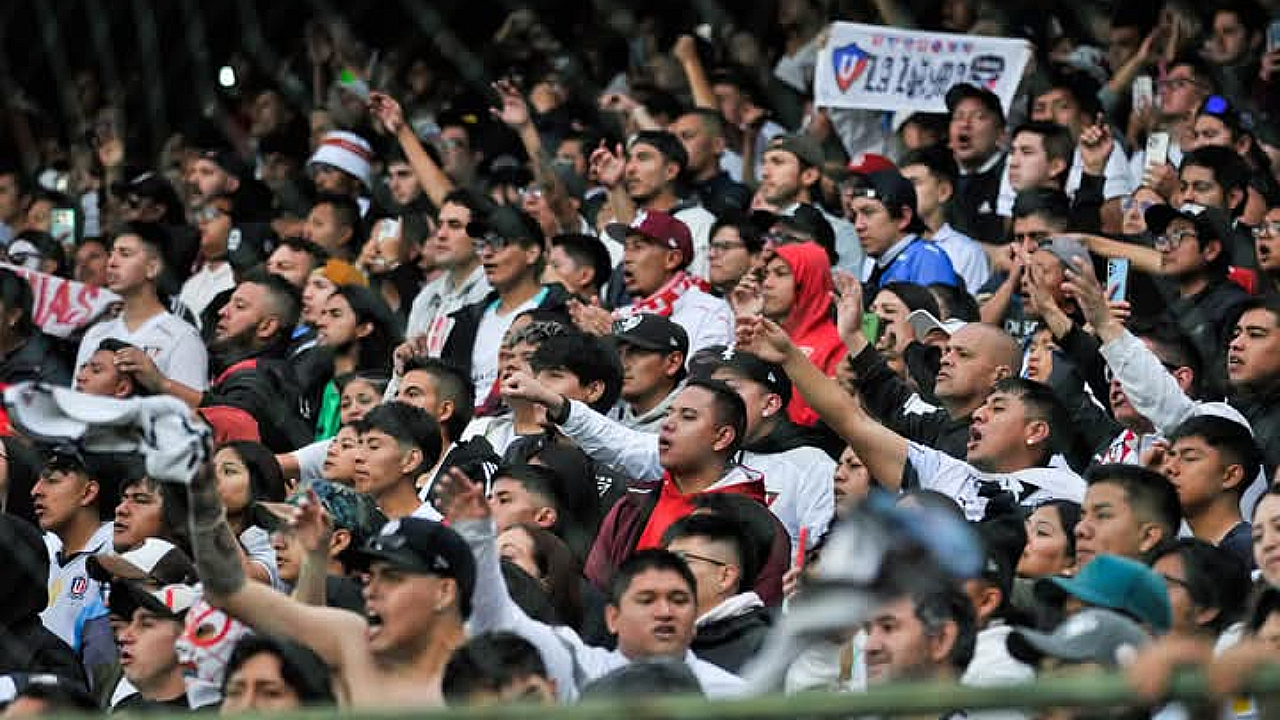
[908,309,966,341]
[307,131,373,189]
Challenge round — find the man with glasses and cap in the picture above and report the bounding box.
[185,444,479,707]
[847,169,959,295]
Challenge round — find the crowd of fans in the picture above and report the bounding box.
[4,0,1280,716]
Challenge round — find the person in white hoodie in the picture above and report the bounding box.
[439,467,745,701]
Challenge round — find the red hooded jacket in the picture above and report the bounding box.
[773,242,846,426]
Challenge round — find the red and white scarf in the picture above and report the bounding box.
[614,271,709,320]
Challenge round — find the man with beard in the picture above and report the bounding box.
[145,268,311,452]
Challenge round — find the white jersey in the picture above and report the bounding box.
[75,311,209,391]
[40,522,114,650]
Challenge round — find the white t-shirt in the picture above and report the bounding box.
[41,522,114,650]
[76,310,210,391]
[470,294,542,406]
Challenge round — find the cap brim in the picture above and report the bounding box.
[1035,575,1116,612]
[1006,626,1091,666]
[908,309,965,340]
[613,333,667,352]
[1143,205,1181,236]
[109,580,179,619]
[750,209,781,232]
[88,554,150,583]
[349,545,434,575]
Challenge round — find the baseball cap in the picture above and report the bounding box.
[1037,236,1091,270]
[847,153,897,176]
[198,148,251,180]
[1144,204,1233,250]
[467,206,545,247]
[257,480,387,550]
[613,313,689,355]
[708,346,791,404]
[766,134,824,168]
[604,210,694,269]
[1006,608,1151,669]
[845,170,929,234]
[110,170,182,207]
[89,537,197,586]
[945,83,1006,126]
[108,580,199,621]
[1035,554,1172,633]
[353,518,477,618]
[908,309,967,341]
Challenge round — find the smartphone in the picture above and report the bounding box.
[1131,75,1154,111]
[49,207,76,244]
[1268,20,1280,52]
[1145,132,1170,173]
[861,311,882,344]
[1106,258,1130,302]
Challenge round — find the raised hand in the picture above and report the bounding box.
[728,271,764,319]
[393,335,431,376]
[567,298,614,336]
[288,488,334,555]
[588,142,627,188]
[435,467,490,523]
[672,34,699,65]
[501,369,560,407]
[368,92,405,135]
[1078,115,1114,176]
[832,270,865,349]
[489,79,531,130]
[1062,256,1115,336]
[735,315,794,365]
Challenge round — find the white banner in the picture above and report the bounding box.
[1,264,120,338]
[814,22,1031,114]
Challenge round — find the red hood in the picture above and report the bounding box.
[775,242,835,341]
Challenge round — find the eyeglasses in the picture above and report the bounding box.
[764,230,806,246]
[1120,197,1158,214]
[1012,230,1051,247]
[195,205,228,223]
[709,239,747,254]
[1253,221,1280,239]
[671,550,729,568]
[472,233,512,253]
[1154,229,1198,251]
[518,186,545,200]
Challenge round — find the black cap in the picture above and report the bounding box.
[110,170,181,206]
[766,133,825,168]
[1144,204,1232,252]
[199,148,250,179]
[628,131,689,171]
[846,170,929,234]
[704,346,791,405]
[612,313,689,355]
[945,83,1006,126]
[466,206,544,246]
[753,204,836,252]
[353,518,477,618]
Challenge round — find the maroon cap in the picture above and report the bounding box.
[605,210,695,269]
[847,153,897,175]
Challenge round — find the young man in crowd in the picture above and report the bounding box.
[394,356,498,498]
[864,579,978,689]
[899,145,992,292]
[108,579,198,711]
[1161,415,1257,567]
[609,313,688,432]
[353,402,444,520]
[74,338,144,399]
[669,109,751,218]
[548,233,612,304]
[999,122,1073,214]
[847,169,959,294]
[946,83,1008,244]
[302,193,362,260]
[265,237,329,290]
[758,134,863,274]
[75,223,209,392]
[402,190,492,346]
[1074,464,1182,568]
[979,188,1073,340]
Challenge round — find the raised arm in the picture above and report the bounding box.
[186,461,366,670]
[673,35,717,109]
[369,92,455,208]
[737,314,910,490]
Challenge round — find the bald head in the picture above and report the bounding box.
[934,323,1020,415]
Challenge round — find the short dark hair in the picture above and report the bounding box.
[1131,318,1204,398]
[682,108,729,140]
[1180,146,1249,213]
[662,512,758,593]
[906,578,978,672]
[311,192,364,246]
[1084,464,1183,539]
[1167,54,1216,93]
[710,211,767,254]
[442,631,550,705]
[492,463,563,512]
[1146,537,1249,634]
[1234,295,1280,342]
[274,236,330,272]
[1011,121,1075,179]
[355,402,443,478]
[878,281,942,319]
[550,233,612,292]
[1010,188,1071,229]
[683,377,748,459]
[114,221,170,263]
[1036,67,1103,119]
[1167,416,1262,496]
[530,332,623,412]
[607,548,697,607]
[927,282,980,321]
[988,377,1068,459]
[629,130,689,171]
[440,188,492,221]
[900,144,959,186]
[223,635,334,705]
[242,267,302,339]
[400,357,474,440]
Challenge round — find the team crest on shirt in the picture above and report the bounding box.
[69,576,88,599]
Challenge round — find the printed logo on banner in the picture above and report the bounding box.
[832,42,871,91]
[970,55,1006,90]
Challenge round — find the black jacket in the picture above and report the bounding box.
[1170,277,1250,390]
[440,284,572,380]
[846,343,971,460]
[202,341,314,452]
[952,154,1006,245]
[0,516,85,684]
[691,604,774,674]
[0,332,71,386]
